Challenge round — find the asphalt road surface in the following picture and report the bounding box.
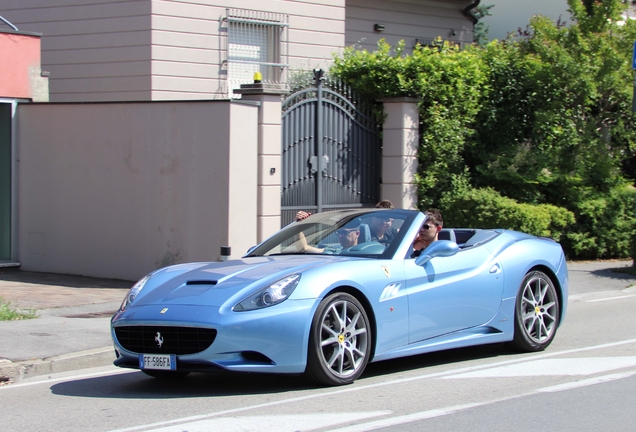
[1,262,634,432]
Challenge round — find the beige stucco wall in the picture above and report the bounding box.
[15,100,258,281]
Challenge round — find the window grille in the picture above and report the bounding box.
[225,9,289,97]
[414,38,441,48]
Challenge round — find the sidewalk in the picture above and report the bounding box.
[0,267,132,383]
[0,260,634,385]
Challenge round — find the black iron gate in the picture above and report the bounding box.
[281,69,381,226]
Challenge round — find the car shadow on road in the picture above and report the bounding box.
[361,342,515,379]
[50,343,523,399]
[50,369,316,399]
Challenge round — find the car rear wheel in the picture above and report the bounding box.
[305,292,371,386]
[512,270,560,352]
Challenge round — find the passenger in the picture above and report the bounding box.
[411,208,444,258]
[374,200,394,209]
[368,200,397,244]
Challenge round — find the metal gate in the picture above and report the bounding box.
[281,69,381,226]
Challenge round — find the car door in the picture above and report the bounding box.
[405,244,504,344]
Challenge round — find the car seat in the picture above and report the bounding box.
[359,224,371,243]
[438,228,456,243]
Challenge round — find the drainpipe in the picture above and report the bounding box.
[0,15,19,31]
[462,0,481,25]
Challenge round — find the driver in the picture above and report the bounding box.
[295,216,361,254]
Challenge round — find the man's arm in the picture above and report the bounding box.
[295,211,324,253]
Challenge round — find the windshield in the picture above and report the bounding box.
[246,209,416,258]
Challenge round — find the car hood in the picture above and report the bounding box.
[128,255,351,308]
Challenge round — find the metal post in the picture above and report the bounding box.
[314,69,324,213]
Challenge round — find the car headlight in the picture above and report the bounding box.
[120,274,151,311]
[233,274,301,312]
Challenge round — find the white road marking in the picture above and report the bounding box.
[109,338,636,432]
[0,367,134,391]
[147,411,391,432]
[328,370,636,432]
[537,371,636,393]
[586,294,635,302]
[442,357,636,378]
[327,403,494,432]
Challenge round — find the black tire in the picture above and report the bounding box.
[305,292,372,386]
[142,370,190,379]
[512,271,560,352]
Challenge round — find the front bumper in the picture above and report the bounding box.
[111,298,317,374]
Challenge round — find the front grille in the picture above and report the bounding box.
[114,326,217,355]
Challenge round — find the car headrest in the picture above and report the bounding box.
[359,224,371,243]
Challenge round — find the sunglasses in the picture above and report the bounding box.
[420,224,437,231]
[337,228,358,235]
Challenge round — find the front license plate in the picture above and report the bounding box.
[139,354,176,370]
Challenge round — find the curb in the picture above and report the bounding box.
[0,347,115,383]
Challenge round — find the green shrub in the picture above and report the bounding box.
[439,186,575,242]
[562,185,636,259]
[631,230,636,266]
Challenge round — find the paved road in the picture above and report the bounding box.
[2,285,635,432]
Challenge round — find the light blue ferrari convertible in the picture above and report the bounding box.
[111,208,568,386]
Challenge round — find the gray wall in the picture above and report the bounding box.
[2,0,346,102]
[3,0,153,102]
[346,0,474,52]
[16,100,258,280]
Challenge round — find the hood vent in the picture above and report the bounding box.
[186,280,218,286]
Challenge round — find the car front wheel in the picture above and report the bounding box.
[512,270,560,352]
[305,292,371,386]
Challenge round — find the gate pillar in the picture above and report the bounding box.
[379,97,420,210]
[235,83,288,242]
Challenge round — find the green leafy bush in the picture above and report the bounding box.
[562,185,636,259]
[439,186,575,242]
[328,0,636,260]
[631,229,636,266]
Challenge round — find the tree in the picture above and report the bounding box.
[473,4,495,47]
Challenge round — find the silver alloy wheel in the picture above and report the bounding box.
[318,298,369,379]
[520,273,558,343]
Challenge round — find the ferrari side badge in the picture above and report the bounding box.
[381,265,390,278]
[160,308,169,314]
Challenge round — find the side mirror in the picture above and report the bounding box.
[415,240,459,266]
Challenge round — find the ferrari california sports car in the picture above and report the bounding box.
[110,208,568,386]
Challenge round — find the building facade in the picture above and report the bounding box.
[1,1,477,279]
[2,0,477,102]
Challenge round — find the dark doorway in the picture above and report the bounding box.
[0,102,12,261]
